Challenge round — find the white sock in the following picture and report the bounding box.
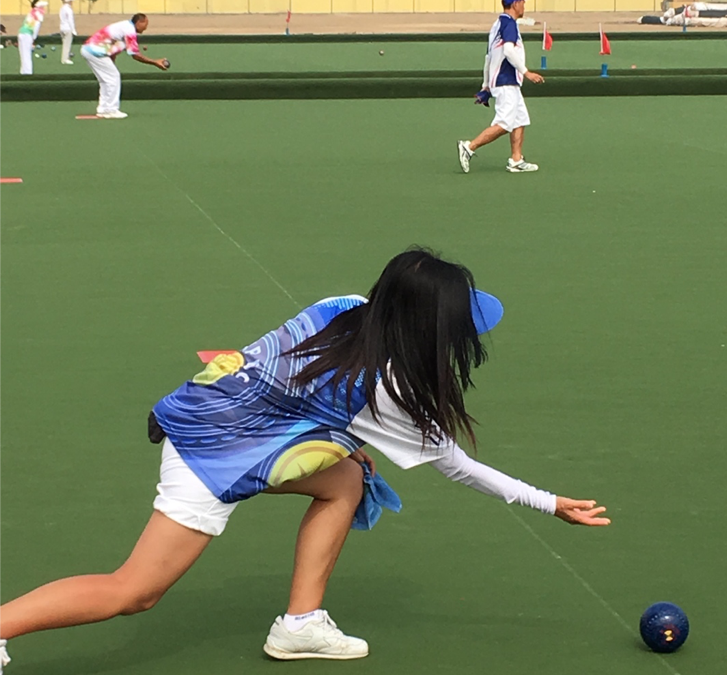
[283,609,323,633]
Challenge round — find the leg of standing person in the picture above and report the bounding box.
[18,33,33,75]
[81,47,125,118]
[61,30,73,64]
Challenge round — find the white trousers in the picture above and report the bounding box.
[61,31,73,62]
[18,33,34,75]
[81,46,121,114]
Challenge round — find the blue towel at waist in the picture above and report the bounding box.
[352,464,402,530]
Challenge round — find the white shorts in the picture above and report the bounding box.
[153,438,237,536]
[491,85,531,133]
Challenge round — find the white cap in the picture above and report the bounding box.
[36,1,49,6]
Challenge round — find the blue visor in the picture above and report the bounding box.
[470,289,504,335]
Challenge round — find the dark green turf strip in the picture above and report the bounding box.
[4,69,727,102]
[2,97,726,675]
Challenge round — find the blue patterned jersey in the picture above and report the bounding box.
[153,296,371,503]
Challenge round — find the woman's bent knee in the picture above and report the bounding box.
[111,573,165,616]
[118,589,164,615]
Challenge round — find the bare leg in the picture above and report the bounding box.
[0,511,212,639]
[265,457,364,614]
[469,124,509,152]
[510,126,525,162]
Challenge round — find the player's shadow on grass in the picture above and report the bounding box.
[17,572,423,675]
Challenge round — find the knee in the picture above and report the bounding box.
[120,601,154,616]
[119,590,163,616]
[111,573,165,616]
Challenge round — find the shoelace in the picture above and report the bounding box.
[320,612,344,637]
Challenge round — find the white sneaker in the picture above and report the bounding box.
[61,60,74,65]
[0,639,11,673]
[457,140,474,173]
[506,157,539,173]
[263,611,368,660]
[98,110,128,119]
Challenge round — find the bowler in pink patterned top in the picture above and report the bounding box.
[81,14,168,119]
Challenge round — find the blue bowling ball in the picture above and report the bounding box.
[640,602,689,653]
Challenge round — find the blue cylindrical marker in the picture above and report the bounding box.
[600,63,609,78]
[541,55,547,69]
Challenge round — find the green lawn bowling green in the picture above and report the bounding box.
[1,94,726,675]
[1,37,727,75]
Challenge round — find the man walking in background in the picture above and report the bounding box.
[457,0,544,174]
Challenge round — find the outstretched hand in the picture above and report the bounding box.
[555,497,610,526]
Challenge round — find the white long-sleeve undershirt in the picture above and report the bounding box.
[429,445,556,514]
[347,376,555,515]
[482,53,492,89]
[503,42,528,75]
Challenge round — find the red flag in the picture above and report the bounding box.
[542,23,553,51]
[599,24,611,55]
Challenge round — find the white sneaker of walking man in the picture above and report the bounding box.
[457,0,544,173]
[80,13,169,118]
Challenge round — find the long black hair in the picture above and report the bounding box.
[288,248,487,446]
